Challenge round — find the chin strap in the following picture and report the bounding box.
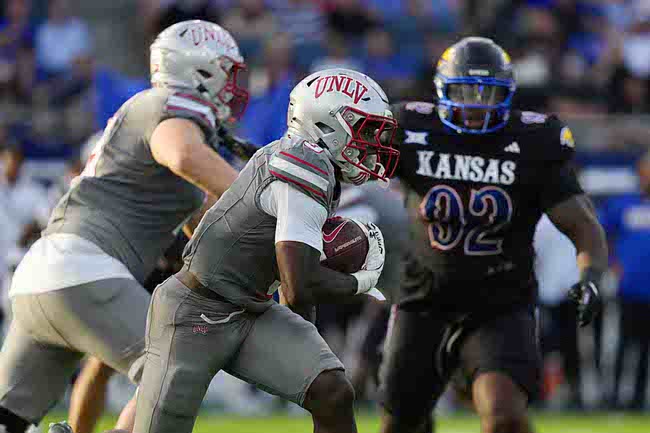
[339,159,389,187]
[343,171,370,185]
[373,161,386,177]
[377,177,390,189]
[374,162,390,188]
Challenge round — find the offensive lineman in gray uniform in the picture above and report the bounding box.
[0,20,250,433]
[133,68,399,433]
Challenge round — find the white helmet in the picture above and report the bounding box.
[150,20,249,121]
[287,68,399,185]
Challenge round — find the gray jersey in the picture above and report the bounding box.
[44,88,222,283]
[183,134,340,312]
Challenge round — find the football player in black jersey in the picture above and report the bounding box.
[378,37,608,433]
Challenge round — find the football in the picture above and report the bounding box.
[321,217,369,274]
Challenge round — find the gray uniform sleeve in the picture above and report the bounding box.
[267,142,336,210]
[122,89,220,159]
[160,91,219,139]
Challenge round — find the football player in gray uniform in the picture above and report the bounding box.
[130,68,399,433]
[0,20,250,433]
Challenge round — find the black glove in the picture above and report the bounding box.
[217,127,259,161]
[568,275,602,327]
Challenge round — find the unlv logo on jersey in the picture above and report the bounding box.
[314,75,369,104]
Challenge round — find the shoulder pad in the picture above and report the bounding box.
[391,101,436,123]
[513,111,576,163]
[162,90,219,135]
[518,110,549,125]
[544,114,576,163]
[268,141,335,209]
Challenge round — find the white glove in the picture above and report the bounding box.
[365,287,386,301]
[352,221,385,295]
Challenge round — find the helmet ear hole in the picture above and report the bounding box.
[197,69,213,79]
[315,122,335,134]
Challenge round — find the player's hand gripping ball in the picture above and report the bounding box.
[321,218,386,301]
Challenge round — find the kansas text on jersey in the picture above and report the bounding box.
[392,101,583,310]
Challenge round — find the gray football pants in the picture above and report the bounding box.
[0,278,149,423]
[134,276,343,433]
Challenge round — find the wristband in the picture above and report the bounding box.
[353,269,380,294]
[365,288,386,301]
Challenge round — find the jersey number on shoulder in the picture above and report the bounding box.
[420,185,513,255]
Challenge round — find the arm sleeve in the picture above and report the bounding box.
[268,146,333,209]
[259,181,327,253]
[161,91,218,139]
[538,118,584,211]
[539,161,584,211]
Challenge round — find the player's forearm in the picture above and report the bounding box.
[574,222,608,282]
[566,199,609,280]
[548,195,609,282]
[151,119,239,196]
[308,266,359,303]
[169,148,238,199]
[283,267,357,309]
[276,242,359,309]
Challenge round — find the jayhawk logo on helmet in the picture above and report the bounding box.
[437,47,454,68]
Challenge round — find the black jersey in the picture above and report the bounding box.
[392,101,583,311]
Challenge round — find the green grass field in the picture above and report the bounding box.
[43,412,650,433]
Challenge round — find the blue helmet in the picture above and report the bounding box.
[434,37,516,134]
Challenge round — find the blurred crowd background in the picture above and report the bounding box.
[0,0,649,417]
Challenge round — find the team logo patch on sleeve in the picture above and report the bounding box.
[404,130,429,145]
[560,126,575,148]
[520,111,547,124]
[405,101,434,115]
[269,151,330,199]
